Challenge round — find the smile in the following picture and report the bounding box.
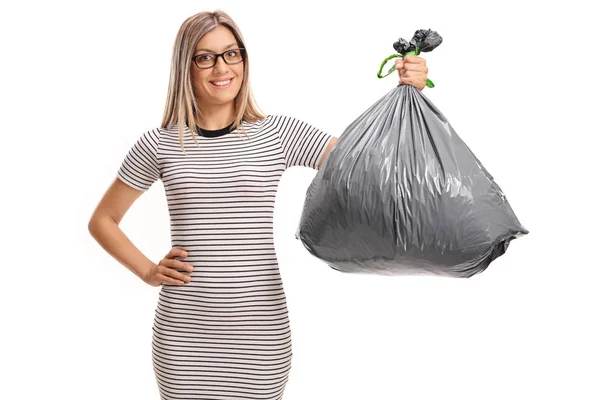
[210,78,233,88]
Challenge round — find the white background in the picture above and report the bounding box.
[1,1,598,399]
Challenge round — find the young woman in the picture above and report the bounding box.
[88,9,428,400]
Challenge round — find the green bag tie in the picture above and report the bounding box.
[377,44,435,88]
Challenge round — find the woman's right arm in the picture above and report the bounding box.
[87,177,155,283]
[93,128,193,286]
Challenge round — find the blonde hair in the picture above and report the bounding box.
[160,10,267,153]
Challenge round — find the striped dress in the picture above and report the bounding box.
[117,114,334,400]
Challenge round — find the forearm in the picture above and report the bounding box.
[88,216,155,282]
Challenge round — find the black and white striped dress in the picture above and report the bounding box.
[117,114,334,400]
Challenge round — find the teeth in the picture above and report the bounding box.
[211,79,231,86]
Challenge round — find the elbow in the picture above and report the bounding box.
[88,214,120,247]
[88,216,99,237]
[88,213,114,237]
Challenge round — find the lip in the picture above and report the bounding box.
[209,77,234,83]
[209,77,234,89]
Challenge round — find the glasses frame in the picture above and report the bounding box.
[192,47,246,69]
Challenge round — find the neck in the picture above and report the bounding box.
[195,101,236,130]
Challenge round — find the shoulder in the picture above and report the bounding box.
[235,114,280,136]
[267,114,325,136]
[243,114,273,128]
[264,114,308,132]
[128,127,162,150]
[266,114,296,124]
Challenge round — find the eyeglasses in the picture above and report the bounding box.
[192,47,246,69]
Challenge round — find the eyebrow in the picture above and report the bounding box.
[194,43,238,54]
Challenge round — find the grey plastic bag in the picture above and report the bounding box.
[295,30,528,278]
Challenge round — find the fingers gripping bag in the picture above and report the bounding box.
[295,29,528,278]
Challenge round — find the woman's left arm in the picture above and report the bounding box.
[316,136,337,169]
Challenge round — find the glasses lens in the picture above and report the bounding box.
[196,54,215,68]
[224,49,243,64]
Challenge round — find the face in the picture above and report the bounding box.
[191,26,244,107]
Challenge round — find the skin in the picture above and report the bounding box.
[88,28,430,287]
[191,25,245,130]
[395,54,429,91]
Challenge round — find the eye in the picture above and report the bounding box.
[198,54,213,61]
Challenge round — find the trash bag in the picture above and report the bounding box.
[295,29,528,278]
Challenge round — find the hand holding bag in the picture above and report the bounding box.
[295,29,528,278]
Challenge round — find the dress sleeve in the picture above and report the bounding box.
[273,114,335,170]
[117,128,162,191]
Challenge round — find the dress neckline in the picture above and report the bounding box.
[196,122,235,138]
